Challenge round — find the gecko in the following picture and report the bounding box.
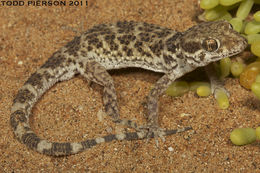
[10,20,247,156]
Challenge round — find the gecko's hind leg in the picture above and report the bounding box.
[77,60,138,130]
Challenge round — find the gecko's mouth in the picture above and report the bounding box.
[223,39,248,58]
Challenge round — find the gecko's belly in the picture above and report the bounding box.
[98,56,166,73]
[84,51,167,72]
[101,60,167,73]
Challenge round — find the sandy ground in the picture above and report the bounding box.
[0,0,259,172]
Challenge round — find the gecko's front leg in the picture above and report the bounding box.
[205,64,230,99]
[140,73,177,143]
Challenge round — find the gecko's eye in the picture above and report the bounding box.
[202,38,219,52]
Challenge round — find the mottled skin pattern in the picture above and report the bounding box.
[11,21,247,156]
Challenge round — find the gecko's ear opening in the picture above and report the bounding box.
[201,38,219,52]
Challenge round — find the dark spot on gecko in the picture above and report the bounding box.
[104,134,117,142]
[85,34,103,50]
[10,110,26,130]
[88,38,100,46]
[87,46,93,51]
[117,34,136,45]
[54,142,72,155]
[134,41,143,53]
[65,36,80,48]
[134,41,143,48]
[199,52,205,61]
[79,62,83,68]
[81,139,97,149]
[96,42,103,49]
[125,132,139,140]
[103,34,119,52]
[163,54,175,65]
[64,36,81,57]
[142,22,157,32]
[113,119,122,124]
[67,58,76,65]
[10,117,18,131]
[137,47,143,53]
[42,54,66,69]
[103,49,110,55]
[131,35,136,40]
[127,49,133,56]
[117,36,128,45]
[110,42,119,51]
[126,120,134,127]
[21,132,41,149]
[105,34,116,41]
[139,32,151,42]
[138,26,143,31]
[104,101,118,117]
[154,30,171,38]
[166,32,182,53]
[122,46,127,52]
[149,40,164,57]
[181,41,201,54]
[117,52,122,57]
[25,72,44,89]
[14,88,35,104]
[134,41,152,57]
[42,142,72,155]
[60,70,69,78]
[145,52,152,57]
[11,110,26,123]
[166,43,177,53]
[116,21,135,33]
[43,70,54,81]
[176,53,183,59]
[122,46,133,56]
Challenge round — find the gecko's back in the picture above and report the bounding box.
[65,21,179,72]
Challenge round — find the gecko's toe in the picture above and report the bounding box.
[210,81,230,98]
[138,125,166,146]
[213,87,230,99]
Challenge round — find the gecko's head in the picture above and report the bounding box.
[179,20,247,67]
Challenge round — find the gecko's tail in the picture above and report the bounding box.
[11,111,192,156]
[10,84,192,156]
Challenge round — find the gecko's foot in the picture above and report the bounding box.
[212,87,230,99]
[209,76,230,99]
[138,125,166,146]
